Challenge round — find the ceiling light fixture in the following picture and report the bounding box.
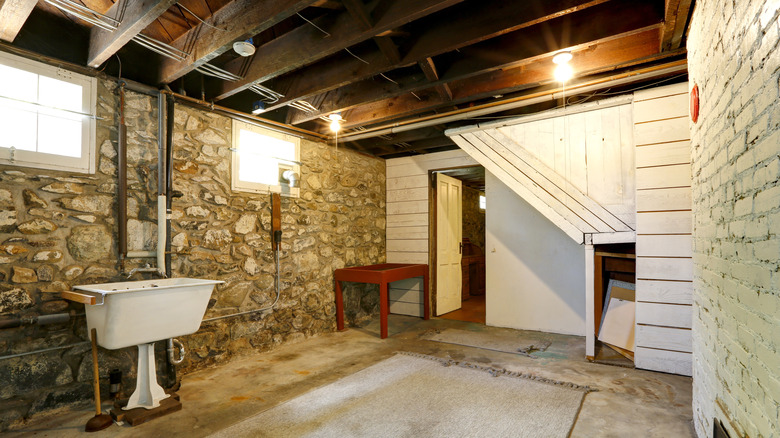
[233,38,255,57]
[328,113,343,133]
[552,51,573,83]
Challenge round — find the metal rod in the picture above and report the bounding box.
[340,60,688,142]
[165,94,175,278]
[0,341,90,361]
[118,82,128,270]
[158,90,327,141]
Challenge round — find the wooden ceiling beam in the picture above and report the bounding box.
[339,27,669,130]
[373,35,401,64]
[213,0,464,101]
[157,0,317,84]
[341,0,373,31]
[660,0,693,51]
[0,0,37,42]
[88,0,178,67]
[289,1,664,126]
[418,57,452,100]
[255,0,608,114]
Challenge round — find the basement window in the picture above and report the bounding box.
[479,194,486,210]
[231,119,300,197]
[0,51,97,173]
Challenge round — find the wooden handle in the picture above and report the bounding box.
[61,291,97,305]
[90,328,101,416]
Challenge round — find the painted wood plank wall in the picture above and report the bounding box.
[385,150,478,316]
[633,82,693,376]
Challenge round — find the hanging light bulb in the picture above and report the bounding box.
[552,51,574,83]
[328,113,342,133]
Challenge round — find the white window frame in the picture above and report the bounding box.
[231,119,301,197]
[0,51,97,174]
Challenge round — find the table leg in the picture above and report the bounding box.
[422,272,430,320]
[380,281,388,339]
[335,280,345,332]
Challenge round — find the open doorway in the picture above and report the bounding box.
[432,166,486,324]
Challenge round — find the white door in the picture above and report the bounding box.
[436,173,462,315]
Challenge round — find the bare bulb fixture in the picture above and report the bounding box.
[552,51,573,83]
[328,113,343,133]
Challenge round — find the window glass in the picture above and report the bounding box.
[232,120,300,197]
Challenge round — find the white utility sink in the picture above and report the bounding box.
[72,278,222,410]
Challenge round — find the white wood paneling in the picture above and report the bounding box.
[637,235,693,257]
[636,164,692,189]
[636,141,691,167]
[633,94,690,123]
[637,257,694,281]
[636,302,693,328]
[636,325,692,352]
[386,226,428,240]
[632,82,693,376]
[634,117,689,146]
[634,347,692,376]
[636,280,692,304]
[637,187,692,211]
[636,211,692,234]
[386,150,477,316]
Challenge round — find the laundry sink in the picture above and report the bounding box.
[73,278,222,350]
[66,278,223,410]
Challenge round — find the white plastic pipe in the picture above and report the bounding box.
[157,194,166,277]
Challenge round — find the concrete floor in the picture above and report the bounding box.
[7,316,694,437]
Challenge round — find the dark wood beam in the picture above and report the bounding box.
[88,0,178,67]
[373,35,400,64]
[341,0,372,31]
[213,0,464,101]
[339,26,669,129]
[375,136,455,156]
[254,0,608,113]
[0,0,37,42]
[312,0,343,9]
[660,0,693,51]
[419,57,452,100]
[289,1,664,126]
[157,0,317,84]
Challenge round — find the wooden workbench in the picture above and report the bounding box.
[334,263,429,339]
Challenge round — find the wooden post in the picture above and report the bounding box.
[585,244,595,359]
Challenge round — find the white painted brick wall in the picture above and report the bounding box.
[688,0,780,436]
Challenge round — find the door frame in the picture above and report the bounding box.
[429,165,483,317]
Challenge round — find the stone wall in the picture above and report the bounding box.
[462,186,485,251]
[0,78,385,430]
[688,1,780,436]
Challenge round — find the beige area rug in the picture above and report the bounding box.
[209,353,590,438]
[420,328,552,357]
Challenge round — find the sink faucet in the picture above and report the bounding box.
[126,263,166,279]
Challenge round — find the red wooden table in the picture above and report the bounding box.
[335,263,429,339]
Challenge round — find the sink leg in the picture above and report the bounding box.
[125,343,169,410]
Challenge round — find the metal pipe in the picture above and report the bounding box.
[167,339,185,365]
[340,60,688,142]
[118,82,128,271]
[0,312,75,330]
[157,92,167,277]
[0,341,90,361]
[165,94,175,278]
[158,90,327,142]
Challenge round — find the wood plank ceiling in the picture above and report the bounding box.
[0,0,693,158]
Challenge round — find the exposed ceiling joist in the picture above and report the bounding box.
[0,0,37,42]
[419,57,453,101]
[213,0,464,101]
[88,0,178,67]
[157,0,317,84]
[660,0,693,51]
[340,27,669,129]
[256,0,609,114]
